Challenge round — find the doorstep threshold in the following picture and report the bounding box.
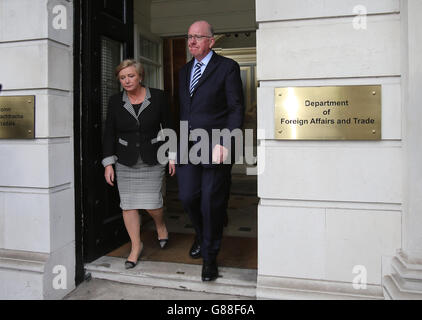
[85,256,257,298]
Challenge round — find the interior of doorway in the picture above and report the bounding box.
[107,174,258,269]
[105,31,258,270]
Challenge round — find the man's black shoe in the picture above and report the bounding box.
[202,261,218,281]
[189,238,201,259]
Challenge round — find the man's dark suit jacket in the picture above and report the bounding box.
[178,51,245,166]
[102,87,172,166]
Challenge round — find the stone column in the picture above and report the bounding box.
[255,0,402,299]
[0,0,75,299]
[383,0,422,299]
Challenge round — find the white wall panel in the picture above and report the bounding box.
[258,204,401,285]
[49,188,74,253]
[0,41,48,90]
[0,141,50,187]
[3,192,50,252]
[257,15,400,80]
[47,139,73,187]
[48,42,72,91]
[0,268,43,299]
[40,92,73,138]
[258,144,402,203]
[0,41,72,91]
[257,86,275,140]
[0,0,48,42]
[256,0,399,22]
[325,208,401,285]
[1,186,74,254]
[258,205,326,279]
[45,93,72,138]
[0,193,4,248]
[0,0,72,46]
[0,139,72,188]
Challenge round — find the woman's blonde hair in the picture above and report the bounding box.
[115,59,145,80]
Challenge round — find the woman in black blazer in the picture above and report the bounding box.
[102,59,176,269]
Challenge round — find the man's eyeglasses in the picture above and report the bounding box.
[186,35,212,41]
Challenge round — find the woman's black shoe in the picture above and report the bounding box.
[158,238,169,249]
[124,245,143,269]
[124,260,138,269]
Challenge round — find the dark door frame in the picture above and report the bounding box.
[73,0,84,285]
[73,0,134,285]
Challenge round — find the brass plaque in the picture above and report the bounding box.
[0,96,35,139]
[274,85,381,140]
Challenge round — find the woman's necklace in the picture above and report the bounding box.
[128,87,145,105]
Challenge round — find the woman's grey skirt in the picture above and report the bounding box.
[115,156,165,210]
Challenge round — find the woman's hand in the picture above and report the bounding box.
[168,160,176,176]
[104,165,115,186]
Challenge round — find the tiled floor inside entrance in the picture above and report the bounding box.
[107,173,258,269]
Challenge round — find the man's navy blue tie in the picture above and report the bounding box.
[190,62,203,96]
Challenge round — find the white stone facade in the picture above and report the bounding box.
[0,0,421,300]
[256,0,422,299]
[0,0,75,299]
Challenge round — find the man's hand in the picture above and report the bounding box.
[212,144,229,164]
[169,160,176,176]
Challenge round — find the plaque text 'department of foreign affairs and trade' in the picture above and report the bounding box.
[274,85,381,140]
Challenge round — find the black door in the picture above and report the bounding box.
[76,0,134,269]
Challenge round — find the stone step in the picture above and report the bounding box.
[391,257,422,290]
[85,256,257,298]
[383,275,422,300]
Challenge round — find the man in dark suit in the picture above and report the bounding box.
[177,21,244,281]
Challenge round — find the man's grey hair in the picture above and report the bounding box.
[208,23,214,36]
[190,20,214,37]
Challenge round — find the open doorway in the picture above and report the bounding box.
[104,31,258,269]
[75,0,258,283]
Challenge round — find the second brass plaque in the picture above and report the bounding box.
[0,96,35,139]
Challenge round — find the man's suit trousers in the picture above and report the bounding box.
[177,163,232,262]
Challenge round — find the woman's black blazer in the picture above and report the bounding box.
[102,87,172,166]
